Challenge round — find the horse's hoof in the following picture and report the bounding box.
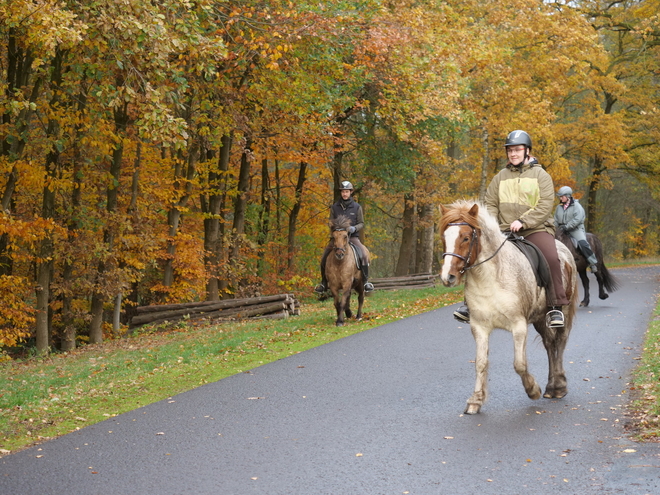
[336,321,344,327]
[579,301,588,307]
[464,404,481,415]
[599,293,609,300]
[528,385,542,400]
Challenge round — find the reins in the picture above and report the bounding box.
[442,222,510,274]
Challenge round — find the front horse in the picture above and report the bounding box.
[439,200,578,415]
[555,229,620,307]
[325,215,369,326]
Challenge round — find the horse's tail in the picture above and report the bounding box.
[589,233,620,293]
[599,262,620,293]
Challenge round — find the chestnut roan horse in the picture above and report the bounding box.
[440,200,578,415]
[325,215,370,327]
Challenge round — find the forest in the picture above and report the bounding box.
[1,0,659,353]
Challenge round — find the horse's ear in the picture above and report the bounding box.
[440,204,448,216]
[468,203,479,217]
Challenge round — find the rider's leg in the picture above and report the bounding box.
[526,231,569,327]
[315,244,332,293]
[453,279,470,322]
[577,239,598,272]
[350,237,374,292]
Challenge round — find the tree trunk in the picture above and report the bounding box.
[287,162,308,271]
[257,156,271,277]
[35,48,65,354]
[89,100,128,344]
[395,193,416,276]
[228,137,252,275]
[163,143,199,287]
[479,123,490,202]
[416,203,435,274]
[61,86,87,351]
[204,133,232,300]
[586,155,605,233]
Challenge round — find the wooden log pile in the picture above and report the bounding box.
[129,293,300,330]
[370,273,439,291]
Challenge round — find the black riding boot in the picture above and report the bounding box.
[361,264,374,292]
[315,248,331,293]
[577,240,598,272]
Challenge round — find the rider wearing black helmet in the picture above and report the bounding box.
[315,180,374,294]
[554,186,598,272]
[453,130,569,328]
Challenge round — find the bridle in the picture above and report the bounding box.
[442,222,510,274]
[442,222,479,274]
[332,227,348,256]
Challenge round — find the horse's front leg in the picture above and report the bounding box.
[342,286,353,320]
[334,292,345,327]
[466,324,491,415]
[512,321,541,401]
[578,269,590,307]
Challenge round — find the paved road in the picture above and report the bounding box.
[1,266,659,494]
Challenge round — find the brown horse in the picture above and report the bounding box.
[439,200,578,414]
[555,229,620,307]
[325,215,369,327]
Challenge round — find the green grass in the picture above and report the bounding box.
[0,285,463,455]
[628,299,660,442]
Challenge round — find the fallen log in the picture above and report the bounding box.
[129,294,299,329]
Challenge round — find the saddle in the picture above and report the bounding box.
[348,242,362,269]
[507,233,552,291]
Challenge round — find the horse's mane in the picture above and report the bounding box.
[440,199,504,251]
[330,214,352,232]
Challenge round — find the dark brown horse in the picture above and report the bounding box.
[555,229,620,307]
[325,215,369,326]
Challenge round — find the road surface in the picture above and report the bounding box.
[1,266,659,494]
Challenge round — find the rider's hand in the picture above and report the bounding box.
[510,220,523,232]
[348,226,356,234]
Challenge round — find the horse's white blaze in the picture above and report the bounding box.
[441,225,461,282]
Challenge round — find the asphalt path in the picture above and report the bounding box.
[1,266,659,495]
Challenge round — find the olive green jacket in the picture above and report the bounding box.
[484,158,556,237]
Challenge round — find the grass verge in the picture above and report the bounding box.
[0,285,462,456]
[627,296,660,442]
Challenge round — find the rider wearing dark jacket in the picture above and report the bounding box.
[315,180,374,294]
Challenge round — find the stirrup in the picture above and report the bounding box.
[590,264,598,273]
[314,283,327,294]
[364,282,374,292]
[453,305,470,323]
[546,308,565,328]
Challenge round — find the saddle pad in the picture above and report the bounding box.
[507,235,552,290]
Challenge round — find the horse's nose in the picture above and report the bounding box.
[441,274,457,287]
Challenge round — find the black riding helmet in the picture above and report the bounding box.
[504,130,532,162]
[504,130,532,149]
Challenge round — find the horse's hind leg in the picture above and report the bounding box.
[355,286,365,320]
[595,271,609,300]
[535,322,569,399]
[512,321,542,401]
[466,325,491,414]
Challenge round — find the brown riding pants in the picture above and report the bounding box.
[525,231,570,306]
